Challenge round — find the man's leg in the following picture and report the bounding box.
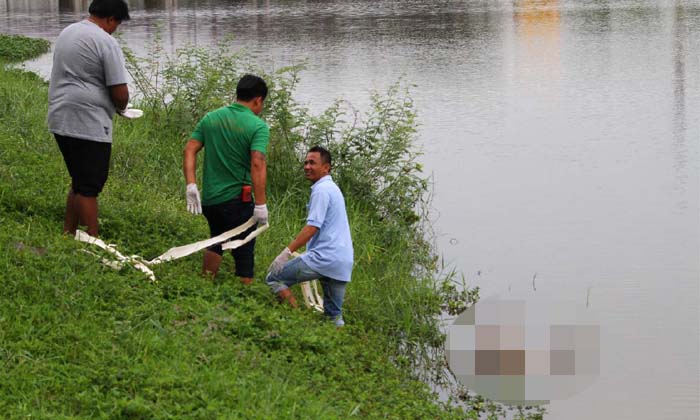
[57,135,110,237]
[232,235,255,285]
[320,278,347,327]
[229,200,255,285]
[63,189,79,235]
[56,135,80,235]
[202,249,223,279]
[201,201,229,280]
[265,257,320,307]
[75,193,99,237]
[62,188,100,237]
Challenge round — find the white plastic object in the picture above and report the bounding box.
[75,230,156,282]
[221,223,269,250]
[120,108,143,119]
[291,251,324,312]
[75,217,268,282]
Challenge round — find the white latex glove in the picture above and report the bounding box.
[118,103,144,119]
[269,247,292,275]
[253,203,268,225]
[185,183,202,215]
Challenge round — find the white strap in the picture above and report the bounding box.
[149,217,262,264]
[221,223,269,250]
[75,231,156,282]
[291,251,324,312]
[75,218,268,282]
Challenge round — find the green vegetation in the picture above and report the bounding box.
[0,33,543,419]
[0,33,49,63]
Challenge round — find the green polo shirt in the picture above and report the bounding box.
[190,103,270,206]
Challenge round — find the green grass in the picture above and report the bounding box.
[0,33,547,420]
[0,33,50,63]
[0,34,475,419]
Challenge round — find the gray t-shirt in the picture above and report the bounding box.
[48,19,128,143]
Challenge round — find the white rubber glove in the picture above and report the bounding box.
[253,203,268,225]
[185,183,202,215]
[117,103,144,119]
[269,247,291,275]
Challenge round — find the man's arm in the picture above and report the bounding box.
[250,150,267,205]
[287,225,319,253]
[183,139,203,214]
[183,139,203,183]
[109,84,129,111]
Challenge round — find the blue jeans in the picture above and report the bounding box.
[265,257,347,326]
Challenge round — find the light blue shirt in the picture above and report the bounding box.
[301,175,354,282]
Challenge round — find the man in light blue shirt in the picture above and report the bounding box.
[267,146,353,326]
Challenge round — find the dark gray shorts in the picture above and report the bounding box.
[202,197,256,278]
[55,134,111,197]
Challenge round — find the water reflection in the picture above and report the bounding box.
[514,0,561,30]
[1,1,698,419]
[58,0,86,12]
[513,0,561,86]
[141,0,178,10]
[672,0,691,202]
[2,0,56,13]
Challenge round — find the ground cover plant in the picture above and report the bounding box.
[0,33,49,63]
[0,33,543,419]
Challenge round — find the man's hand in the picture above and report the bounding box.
[253,204,268,225]
[269,247,292,275]
[186,183,202,215]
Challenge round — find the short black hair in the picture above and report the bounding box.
[236,74,268,101]
[308,146,332,167]
[89,0,130,21]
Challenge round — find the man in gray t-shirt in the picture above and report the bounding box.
[48,0,130,237]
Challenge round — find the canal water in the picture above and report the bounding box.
[1,1,698,419]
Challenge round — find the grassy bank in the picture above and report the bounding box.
[0,33,476,419]
[0,33,546,419]
[0,33,49,62]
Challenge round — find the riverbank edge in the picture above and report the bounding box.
[0,33,476,419]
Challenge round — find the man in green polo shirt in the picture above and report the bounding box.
[182,75,270,284]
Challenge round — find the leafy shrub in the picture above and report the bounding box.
[0,33,50,63]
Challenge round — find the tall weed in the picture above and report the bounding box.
[123,41,458,379]
[0,33,49,63]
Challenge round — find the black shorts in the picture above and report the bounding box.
[55,134,112,197]
[202,197,256,278]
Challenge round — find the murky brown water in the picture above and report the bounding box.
[2,1,698,418]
